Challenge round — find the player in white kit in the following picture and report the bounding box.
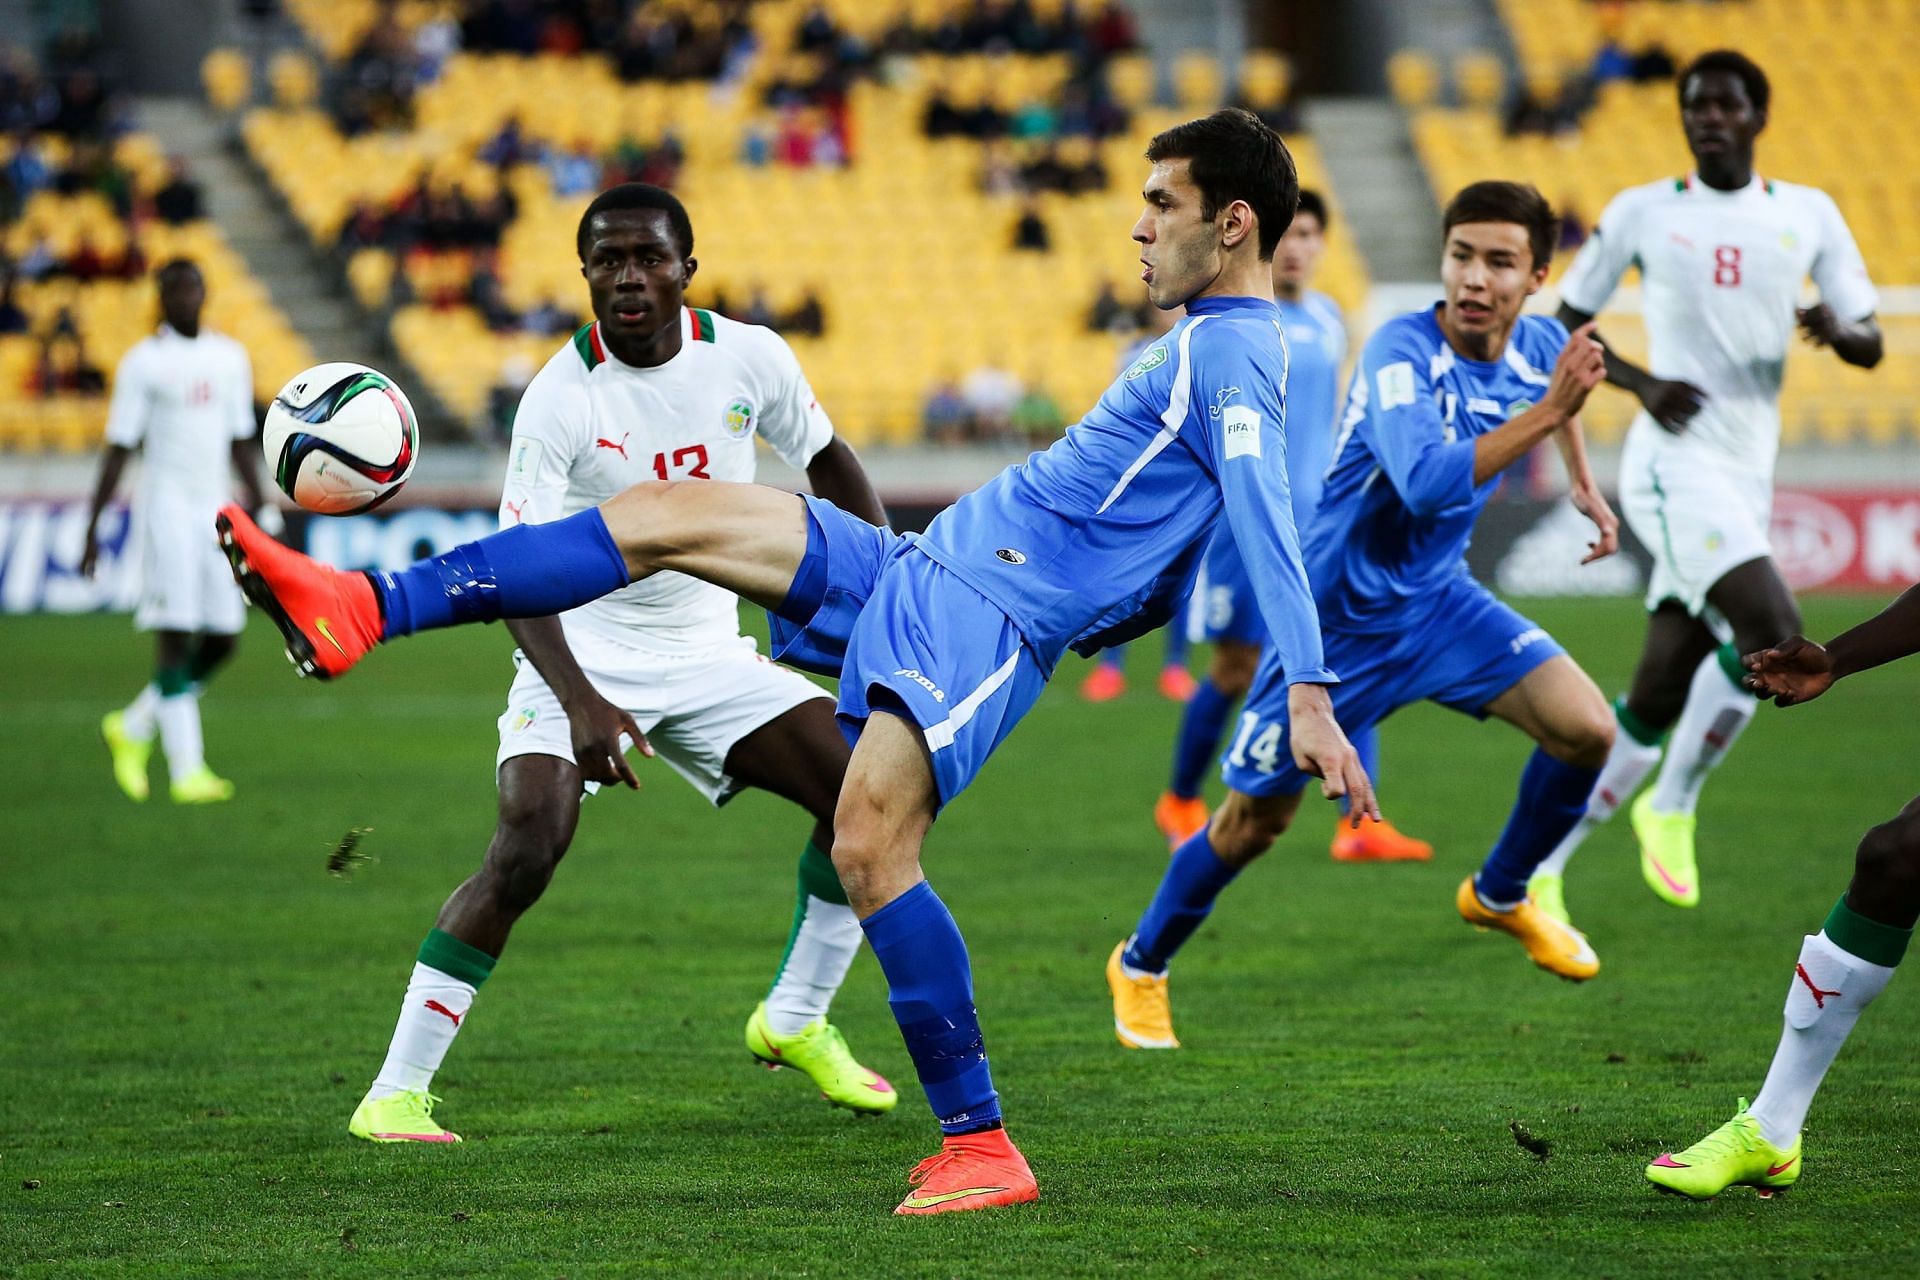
[1534,51,1883,924]
[83,259,270,804]
[349,185,899,1145]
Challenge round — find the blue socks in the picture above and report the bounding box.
[861,881,1001,1134]
[1475,747,1599,904]
[1124,828,1241,974]
[375,509,630,638]
[1100,644,1127,672]
[1164,623,1190,669]
[1169,677,1235,798]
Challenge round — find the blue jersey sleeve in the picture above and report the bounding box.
[1358,321,1477,518]
[1190,322,1335,686]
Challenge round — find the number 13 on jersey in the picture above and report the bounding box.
[651,444,711,480]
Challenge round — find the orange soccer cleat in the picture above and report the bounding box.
[1330,813,1434,863]
[216,504,383,680]
[1153,791,1210,848]
[1156,664,1198,703]
[894,1127,1039,1215]
[1080,663,1127,703]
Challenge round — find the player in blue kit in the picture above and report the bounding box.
[1109,182,1621,1050]
[213,109,1374,1215]
[1154,190,1432,865]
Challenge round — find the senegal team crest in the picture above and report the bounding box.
[723,398,756,438]
[1124,344,1169,380]
[511,707,539,733]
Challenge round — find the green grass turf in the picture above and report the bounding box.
[4,600,1919,1278]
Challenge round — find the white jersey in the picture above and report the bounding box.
[104,325,255,514]
[500,307,834,652]
[1558,173,1877,479]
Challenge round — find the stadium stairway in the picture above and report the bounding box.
[136,97,444,425]
[1308,97,1441,284]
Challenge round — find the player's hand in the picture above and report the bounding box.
[79,527,101,578]
[1743,635,1837,707]
[1545,323,1607,420]
[564,691,653,788]
[1285,683,1380,825]
[1796,304,1843,349]
[1639,377,1706,433]
[1569,481,1619,564]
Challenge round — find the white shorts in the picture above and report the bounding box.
[1618,422,1773,631]
[132,500,246,635]
[495,631,832,805]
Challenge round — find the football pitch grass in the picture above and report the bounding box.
[5,600,1918,1278]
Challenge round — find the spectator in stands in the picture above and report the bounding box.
[336,8,423,134]
[962,362,1022,439]
[15,231,56,281]
[5,131,54,203]
[1010,378,1064,442]
[922,375,971,444]
[469,259,519,332]
[337,198,388,253]
[740,116,773,167]
[413,9,461,83]
[1012,198,1051,252]
[152,156,203,225]
[1085,280,1148,335]
[488,351,535,443]
[480,114,536,169]
[30,333,105,396]
[545,139,601,198]
[0,274,27,334]
[785,288,826,339]
[979,140,1019,196]
[1010,97,1057,140]
[520,295,576,336]
[742,285,778,330]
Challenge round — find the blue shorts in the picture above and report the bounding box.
[1186,528,1263,646]
[768,496,1048,808]
[1222,576,1565,797]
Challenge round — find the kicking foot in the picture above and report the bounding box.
[217,504,381,680]
[745,1002,896,1115]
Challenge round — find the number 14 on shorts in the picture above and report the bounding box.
[1227,710,1286,775]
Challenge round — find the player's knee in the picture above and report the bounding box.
[1210,644,1258,697]
[484,801,571,912]
[1209,795,1290,868]
[600,481,682,565]
[1545,700,1614,768]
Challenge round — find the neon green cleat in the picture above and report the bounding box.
[1632,792,1700,907]
[1529,872,1569,927]
[101,711,152,802]
[348,1090,461,1144]
[170,765,235,805]
[1647,1100,1800,1199]
[746,1002,897,1114]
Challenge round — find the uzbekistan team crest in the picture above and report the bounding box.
[723,398,756,438]
[1507,399,1534,417]
[1124,344,1169,380]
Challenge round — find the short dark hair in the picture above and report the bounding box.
[155,257,200,284]
[1146,107,1298,259]
[1442,180,1556,270]
[1679,49,1769,115]
[1293,188,1329,233]
[576,183,694,261]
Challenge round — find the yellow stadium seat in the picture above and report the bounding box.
[203,48,250,112]
[1388,50,1441,109]
[1455,50,1504,109]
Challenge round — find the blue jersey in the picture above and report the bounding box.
[914,294,1334,687]
[1276,289,1346,518]
[1306,306,1568,634]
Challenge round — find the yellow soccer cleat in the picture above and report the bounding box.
[1647,1100,1801,1200]
[101,710,152,802]
[1631,792,1700,907]
[348,1090,461,1144]
[1106,941,1180,1049]
[169,765,235,805]
[1528,872,1570,927]
[745,1002,897,1114]
[1455,876,1599,982]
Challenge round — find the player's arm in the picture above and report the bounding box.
[1549,412,1618,564]
[1201,338,1377,820]
[1746,584,1920,706]
[1555,192,1705,431]
[1802,192,1884,369]
[500,385,651,787]
[804,436,885,527]
[82,348,149,577]
[1468,324,1606,483]
[1796,306,1881,368]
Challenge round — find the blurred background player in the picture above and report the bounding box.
[1533,50,1883,924]
[82,258,268,805]
[1110,183,1617,1049]
[1649,588,1920,1199]
[347,185,896,1145]
[1153,190,1431,863]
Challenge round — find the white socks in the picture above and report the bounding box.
[369,962,479,1099]
[122,684,161,740]
[1747,931,1895,1148]
[1648,654,1755,817]
[765,895,863,1036]
[155,691,205,782]
[1533,711,1662,878]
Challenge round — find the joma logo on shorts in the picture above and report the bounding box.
[894,668,946,702]
[1510,627,1550,655]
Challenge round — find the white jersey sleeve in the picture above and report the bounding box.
[104,341,153,448]
[1809,192,1878,322]
[1558,186,1649,315]
[227,340,256,441]
[743,327,834,469]
[499,358,589,529]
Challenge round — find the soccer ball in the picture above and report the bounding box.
[262,362,419,515]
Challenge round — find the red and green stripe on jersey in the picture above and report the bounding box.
[1675,174,1775,194]
[571,309,718,371]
